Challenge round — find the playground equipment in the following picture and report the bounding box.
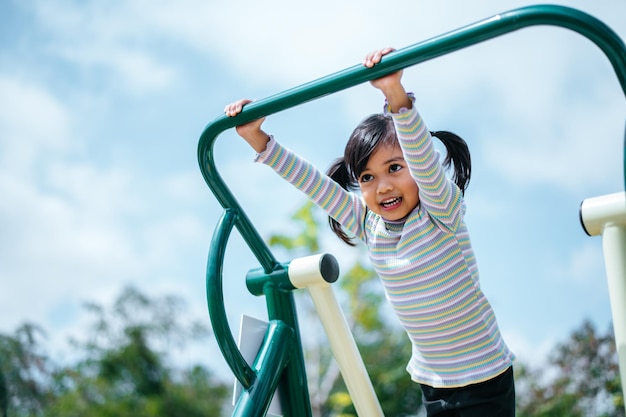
[198,5,626,416]
[580,192,626,401]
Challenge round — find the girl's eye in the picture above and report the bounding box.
[359,173,374,183]
[389,164,403,173]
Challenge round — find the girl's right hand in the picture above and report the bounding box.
[363,48,411,113]
[224,98,270,153]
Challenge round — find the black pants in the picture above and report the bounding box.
[419,367,515,417]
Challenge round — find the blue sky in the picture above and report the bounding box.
[1,0,625,383]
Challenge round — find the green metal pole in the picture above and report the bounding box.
[206,208,256,388]
[247,268,313,417]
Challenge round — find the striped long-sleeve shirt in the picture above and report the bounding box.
[255,103,514,388]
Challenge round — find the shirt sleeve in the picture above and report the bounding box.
[388,99,464,233]
[255,136,368,240]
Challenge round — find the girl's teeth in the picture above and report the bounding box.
[382,198,399,207]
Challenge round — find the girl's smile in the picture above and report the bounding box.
[380,196,402,210]
[358,143,419,221]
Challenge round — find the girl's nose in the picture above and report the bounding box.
[377,179,393,194]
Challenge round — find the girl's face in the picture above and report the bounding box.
[357,144,419,221]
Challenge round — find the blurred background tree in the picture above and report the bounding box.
[516,320,623,417]
[0,287,229,417]
[0,323,52,416]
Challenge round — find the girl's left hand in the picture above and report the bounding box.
[363,47,403,91]
[363,47,411,112]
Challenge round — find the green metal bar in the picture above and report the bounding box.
[198,8,626,255]
[245,267,313,415]
[261,279,313,417]
[232,320,294,417]
[206,208,256,388]
[246,265,295,296]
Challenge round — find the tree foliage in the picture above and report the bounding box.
[0,323,52,416]
[0,287,230,417]
[516,320,624,417]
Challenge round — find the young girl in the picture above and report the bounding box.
[225,47,515,417]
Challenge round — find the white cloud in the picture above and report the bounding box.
[552,240,607,285]
[0,77,209,338]
[0,77,72,174]
[503,328,555,367]
[18,0,626,92]
[23,0,178,94]
[0,165,137,323]
[481,78,624,192]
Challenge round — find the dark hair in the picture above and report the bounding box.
[326,113,471,245]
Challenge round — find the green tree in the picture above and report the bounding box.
[268,201,422,417]
[44,286,230,417]
[0,323,52,417]
[0,363,6,417]
[516,320,623,417]
[0,287,230,416]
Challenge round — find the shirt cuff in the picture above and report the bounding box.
[253,135,276,163]
[383,92,416,116]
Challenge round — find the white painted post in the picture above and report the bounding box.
[580,191,626,411]
[288,254,385,417]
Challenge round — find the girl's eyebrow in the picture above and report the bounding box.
[384,156,405,165]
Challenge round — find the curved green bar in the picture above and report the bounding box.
[206,208,256,388]
[207,211,312,415]
[198,5,626,273]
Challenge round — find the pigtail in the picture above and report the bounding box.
[326,158,357,246]
[431,131,471,195]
